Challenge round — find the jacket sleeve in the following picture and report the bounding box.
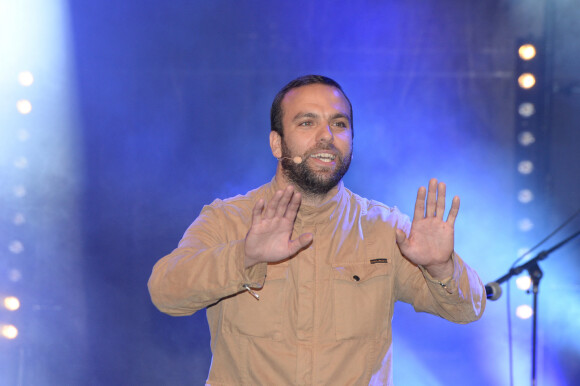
[388,209,486,323]
[147,201,267,316]
[394,247,486,323]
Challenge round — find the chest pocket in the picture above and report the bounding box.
[332,261,393,340]
[222,263,288,341]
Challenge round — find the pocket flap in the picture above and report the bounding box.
[332,261,391,283]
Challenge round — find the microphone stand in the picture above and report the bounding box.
[490,230,580,386]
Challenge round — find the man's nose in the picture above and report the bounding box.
[317,124,333,143]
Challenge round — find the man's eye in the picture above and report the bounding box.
[333,121,347,128]
[299,121,313,126]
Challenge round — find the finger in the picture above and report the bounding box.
[413,186,426,222]
[264,189,284,219]
[251,199,265,226]
[435,181,446,220]
[275,186,294,218]
[288,232,313,254]
[395,229,407,246]
[446,195,460,226]
[425,178,438,217]
[284,189,302,220]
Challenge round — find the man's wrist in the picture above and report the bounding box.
[422,254,454,280]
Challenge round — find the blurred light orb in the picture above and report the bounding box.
[13,213,26,225]
[518,218,534,232]
[14,156,29,169]
[9,269,22,282]
[518,160,534,174]
[9,240,24,254]
[4,296,20,311]
[516,304,534,319]
[518,73,536,89]
[518,102,535,117]
[518,189,534,203]
[516,275,532,291]
[17,129,30,141]
[518,44,536,61]
[17,99,32,114]
[13,185,27,198]
[1,325,18,339]
[518,131,536,146]
[18,71,34,86]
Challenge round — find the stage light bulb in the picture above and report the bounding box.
[4,296,20,311]
[518,218,534,232]
[518,73,536,89]
[13,213,26,225]
[1,325,18,339]
[17,99,32,114]
[18,71,34,86]
[8,240,24,254]
[13,185,27,198]
[14,156,29,169]
[518,189,534,203]
[9,269,22,282]
[518,131,535,146]
[517,160,534,174]
[516,304,533,319]
[518,44,536,60]
[518,102,535,117]
[516,275,532,291]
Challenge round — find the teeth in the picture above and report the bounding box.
[310,153,336,162]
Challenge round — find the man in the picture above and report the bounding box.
[148,75,485,385]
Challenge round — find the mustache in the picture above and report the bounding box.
[304,143,340,156]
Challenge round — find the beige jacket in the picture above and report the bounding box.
[148,178,485,385]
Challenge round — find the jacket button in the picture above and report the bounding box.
[353,275,360,281]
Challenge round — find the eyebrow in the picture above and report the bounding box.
[292,112,319,122]
[330,112,351,122]
[292,112,351,122]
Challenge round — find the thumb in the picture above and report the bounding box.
[297,232,313,248]
[395,229,407,246]
[289,232,313,253]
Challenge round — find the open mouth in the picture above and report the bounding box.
[309,152,336,163]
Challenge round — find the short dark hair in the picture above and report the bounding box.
[270,75,353,137]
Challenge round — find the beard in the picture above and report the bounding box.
[280,138,352,196]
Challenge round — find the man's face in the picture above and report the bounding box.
[273,83,353,195]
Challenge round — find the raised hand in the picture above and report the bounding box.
[395,178,459,279]
[244,186,313,268]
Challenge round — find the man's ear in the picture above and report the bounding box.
[270,131,282,159]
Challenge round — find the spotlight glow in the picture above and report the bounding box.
[17,129,30,141]
[517,189,534,203]
[13,213,26,225]
[1,325,19,339]
[516,304,533,319]
[4,296,21,311]
[13,185,27,198]
[518,44,536,61]
[8,269,22,282]
[516,275,532,291]
[518,73,536,89]
[18,70,34,86]
[13,156,29,169]
[518,102,535,118]
[517,160,534,174]
[518,218,534,232]
[16,99,32,114]
[518,131,536,146]
[8,240,24,254]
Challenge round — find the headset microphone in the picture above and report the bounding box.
[278,156,303,164]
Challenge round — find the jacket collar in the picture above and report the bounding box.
[267,177,346,225]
